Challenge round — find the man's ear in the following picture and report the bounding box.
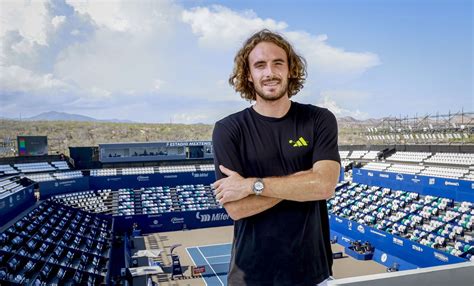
[248,73,253,83]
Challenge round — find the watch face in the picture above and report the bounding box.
[255,181,264,191]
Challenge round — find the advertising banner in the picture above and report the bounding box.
[352,168,474,202]
[39,177,90,199]
[0,185,35,226]
[89,172,216,190]
[113,208,232,234]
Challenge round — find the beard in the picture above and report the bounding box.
[254,77,289,102]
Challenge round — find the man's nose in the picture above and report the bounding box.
[263,66,276,78]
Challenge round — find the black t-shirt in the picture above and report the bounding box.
[212,101,340,286]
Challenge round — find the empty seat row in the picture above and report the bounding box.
[0,178,25,198]
[51,161,70,170]
[0,164,19,175]
[121,167,155,175]
[362,151,379,160]
[198,164,215,171]
[158,165,197,173]
[361,162,391,172]
[339,151,350,159]
[386,164,425,175]
[90,169,117,176]
[0,201,112,285]
[425,153,474,166]
[420,166,469,180]
[349,150,368,159]
[386,152,431,163]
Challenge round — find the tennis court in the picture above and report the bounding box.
[186,243,232,286]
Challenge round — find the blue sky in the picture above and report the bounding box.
[0,0,472,123]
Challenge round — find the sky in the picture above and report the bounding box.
[0,0,472,124]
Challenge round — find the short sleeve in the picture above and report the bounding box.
[312,109,341,164]
[212,122,244,180]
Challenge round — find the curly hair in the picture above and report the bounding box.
[229,29,307,101]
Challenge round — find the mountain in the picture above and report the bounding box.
[25,111,135,123]
[337,116,361,123]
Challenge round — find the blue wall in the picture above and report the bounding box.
[113,208,233,234]
[352,168,474,203]
[89,171,215,190]
[329,215,467,269]
[0,185,36,226]
[39,177,90,199]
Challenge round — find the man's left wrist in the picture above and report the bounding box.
[247,178,255,195]
[252,178,265,196]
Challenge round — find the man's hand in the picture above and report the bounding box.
[213,165,253,205]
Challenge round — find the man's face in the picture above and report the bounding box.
[247,41,290,101]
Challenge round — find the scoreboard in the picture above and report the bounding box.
[17,136,48,156]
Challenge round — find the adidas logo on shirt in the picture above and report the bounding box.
[289,137,309,147]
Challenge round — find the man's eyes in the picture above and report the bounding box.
[254,62,285,69]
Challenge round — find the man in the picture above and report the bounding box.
[212,29,341,286]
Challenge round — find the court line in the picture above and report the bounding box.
[206,254,231,259]
[193,242,232,248]
[197,246,224,286]
[185,247,208,286]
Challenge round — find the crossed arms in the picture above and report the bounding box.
[213,160,340,221]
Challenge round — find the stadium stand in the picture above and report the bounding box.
[55,184,221,216]
[158,165,197,173]
[91,169,117,176]
[25,173,55,182]
[0,201,112,285]
[176,184,219,211]
[385,151,431,163]
[349,150,368,160]
[53,190,112,214]
[362,151,379,160]
[328,183,473,258]
[425,153,474,166]
[51,161,71,170]
[420,166,469,180]
[0,177,24,198]
[385,163,425,175]
[122,167,155,175]
[0,164,19,176]
[53,171,83,180]
[13,162,56,173]
[339,151,350,159]
[361,162,391,172]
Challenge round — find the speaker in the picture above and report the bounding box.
[69,146,99,169]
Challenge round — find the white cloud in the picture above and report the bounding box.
[154,79,164,90]
[0,65,68,92]
[286,31,381,78]
[316,93,369,119]
[319,90,371,102]
[0,0,50,45]
[182,5,287,49]
[0,0,380,123]
[65,0,179,34]
[51,15,66,29]
[181,5,380,80]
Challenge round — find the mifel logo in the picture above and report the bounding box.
[289,137,308,147]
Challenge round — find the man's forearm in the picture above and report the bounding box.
[223,195,282,221]
[220,169,310,220]
[261,161,340,202]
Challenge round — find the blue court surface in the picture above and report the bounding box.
[186,243,232,286]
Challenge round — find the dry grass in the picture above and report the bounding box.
[1,119,470,157]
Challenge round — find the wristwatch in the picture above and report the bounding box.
[253,178,265,195]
